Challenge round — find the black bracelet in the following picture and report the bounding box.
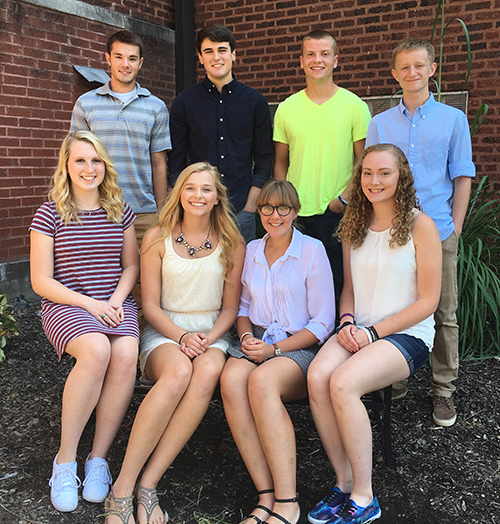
[178,332,189,345]
[335,321,354,334]
[367,325,379,341]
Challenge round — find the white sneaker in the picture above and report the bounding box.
[82,454,112,503]
[49,455,81,512]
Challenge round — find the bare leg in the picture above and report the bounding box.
[249,358,307,524]
[329,341,410,507]
[136,347,227,524]
[58,333,112,464]
[91,336,138,460]
[307,337,353,493]
[221,357,275,522]
[109,344,194,524]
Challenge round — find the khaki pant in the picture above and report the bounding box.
[394,231,459,397]
[431,230,459,397]
[133,212,159,332]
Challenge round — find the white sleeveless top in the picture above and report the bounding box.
[350,226,435,349]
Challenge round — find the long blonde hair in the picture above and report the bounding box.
[49,131,124,224]
[337,144,420,249]
[155,162,241,278]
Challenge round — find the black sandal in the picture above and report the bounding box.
[240,488,275,524]
[269,495,303,524]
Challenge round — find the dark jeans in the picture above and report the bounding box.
[296,208,343,324]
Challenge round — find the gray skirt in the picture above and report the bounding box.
[227,325,319,377]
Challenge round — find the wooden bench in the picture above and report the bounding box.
[134,381,395,469]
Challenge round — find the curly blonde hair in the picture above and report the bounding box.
[337,144,420,249]
[49,131,124,225]
[153,162,242,279]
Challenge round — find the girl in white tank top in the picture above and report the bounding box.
[307,144,442,524]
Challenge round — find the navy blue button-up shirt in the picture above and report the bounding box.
[168,75,273,213]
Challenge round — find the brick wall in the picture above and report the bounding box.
[1,0,499,272]
[194,0,499,187]
[0,0,175,264]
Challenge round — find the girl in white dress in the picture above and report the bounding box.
[104,162,245,524]
[307,144,442,524]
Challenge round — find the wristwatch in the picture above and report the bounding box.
[273,343,282,356]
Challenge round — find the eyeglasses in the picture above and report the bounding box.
[259,204,294,216]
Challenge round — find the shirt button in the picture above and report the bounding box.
[219,100,222,103]
[413,124,416,128]
[221,155,224,159]
[220,118,223,122]
[220,137,224,140]
[422,115,425,118]
[221,173,225,178]
[410,164,413,167]
[411,144,414,147]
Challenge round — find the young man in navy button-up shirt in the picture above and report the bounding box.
[168,24,273,243]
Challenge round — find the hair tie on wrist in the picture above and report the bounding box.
[338,195,348,207]
[335,320,354,334]
[339,312,355,322]
[178,332,189,345]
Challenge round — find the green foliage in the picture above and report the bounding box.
[430,0,489,136]
[457,177,500,360]
[0,294,19,363]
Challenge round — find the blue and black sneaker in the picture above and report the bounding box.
[327,496,381,524]
[307,487,350,524]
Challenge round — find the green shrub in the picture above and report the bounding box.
[0,294,19,363]
[457,177,500,360]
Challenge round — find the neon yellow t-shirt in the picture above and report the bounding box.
[273,88,371,217]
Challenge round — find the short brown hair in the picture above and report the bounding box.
[196,24,236,54]
[301,30,337,56]
[107,30,144,58]
[257,180,301,212]
[391,38,435,69]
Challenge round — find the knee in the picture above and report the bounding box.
[192,357,223,398]
[220,365,248,406]
[75,338,111,376]
[155,360,192,397]
[329,371,351,407]
[307,362,331,402]
[112,340,139,376]
[247,367,275,404]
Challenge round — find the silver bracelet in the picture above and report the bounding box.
[239,331,253,342]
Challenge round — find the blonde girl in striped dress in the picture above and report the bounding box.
[30,131,139,513]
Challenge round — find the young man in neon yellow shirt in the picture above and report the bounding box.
[274,30,371,304]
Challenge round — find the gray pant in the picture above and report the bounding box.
[236,209,256,244]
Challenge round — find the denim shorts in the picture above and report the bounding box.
[383,333,429,376]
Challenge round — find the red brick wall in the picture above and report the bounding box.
[194,0,499,186]
[0,0,175,263]
[79,0,175,26]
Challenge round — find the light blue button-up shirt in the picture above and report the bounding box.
[366,93,475,241]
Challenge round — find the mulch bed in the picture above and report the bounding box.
[1,303,499,524]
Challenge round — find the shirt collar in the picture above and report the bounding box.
[398,92,436,119]
[202,74,238,95]
[97,81,150,97]
[253,226,303,265]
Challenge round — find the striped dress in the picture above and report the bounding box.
[30,201,139,359]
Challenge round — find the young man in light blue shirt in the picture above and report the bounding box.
[366,38,475,427]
